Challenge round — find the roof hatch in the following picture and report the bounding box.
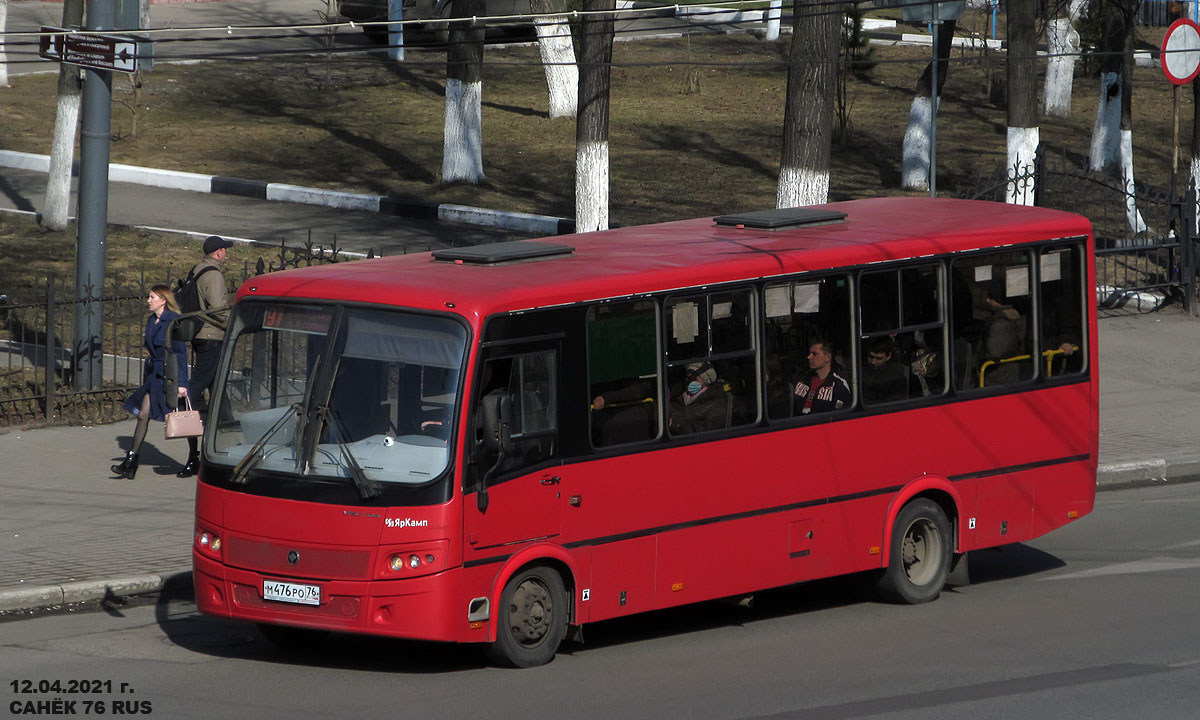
[432,240,575,265]
[714,208,847,230]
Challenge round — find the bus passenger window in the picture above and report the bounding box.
[858,265,945,403]
[951,252,1035,389]
[665,290,759,434]
[588,301,661,447]
[1039,245,1085,377]
[763,276,853,419]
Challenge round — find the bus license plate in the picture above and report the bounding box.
[263,580,321,606]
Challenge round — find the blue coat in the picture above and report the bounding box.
[123,310,190,422]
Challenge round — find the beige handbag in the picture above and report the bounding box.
[165,395,204,439]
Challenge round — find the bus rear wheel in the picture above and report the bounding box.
[878,498,951,604]
[487,566,567,668]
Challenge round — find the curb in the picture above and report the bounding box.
[0,150,577,238]
[0,569,191,614]
[1097,455,1200,490]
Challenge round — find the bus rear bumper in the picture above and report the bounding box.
[193,551,466,642]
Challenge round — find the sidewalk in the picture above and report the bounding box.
[2,308,1199,614]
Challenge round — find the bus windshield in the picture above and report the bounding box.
[208,302,467,489]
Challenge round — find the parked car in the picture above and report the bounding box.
[337,0,533,43]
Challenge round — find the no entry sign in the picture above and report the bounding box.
[1162,18,1200,85]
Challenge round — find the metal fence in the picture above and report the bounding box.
[0,238,376,428]
[957,149,1197,315]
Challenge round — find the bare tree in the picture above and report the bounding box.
[1088,0,1143,230]
[576,0,615,232]
[442,0,487,183]
[777,0,842,207]
[530,0,577,118]
[901,20,956,191]
[1007,0,1039,205]
[41,0,86,231]
[1043,0,1086,117]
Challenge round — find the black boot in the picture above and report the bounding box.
[111,451,139,479]
[177,452,199,478]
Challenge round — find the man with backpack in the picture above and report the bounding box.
[177,235,233,477]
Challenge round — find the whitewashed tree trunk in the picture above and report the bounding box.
[1007,127,1039,205]
[576,141,609,232]
[1089,73,1120,171]
[1119,129,1146,233]
[902,96,934,191]
[442,79,484,183]
[777,0,839,208]
[901,20,954,192]
[575,0,615,232]
[765,0,782,42]
[0,0,10,88]
[1191,155,1199,234]
[533,17,577,118]
[1043,0,1085,117]
[442,0,485,184]
[41,0,86,231]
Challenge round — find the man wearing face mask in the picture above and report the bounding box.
[669,362,729,435]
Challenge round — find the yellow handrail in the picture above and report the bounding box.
[979,344,1080,386]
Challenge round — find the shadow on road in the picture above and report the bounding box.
[151,542,1066,671]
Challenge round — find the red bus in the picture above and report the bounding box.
[193,197,1097,667]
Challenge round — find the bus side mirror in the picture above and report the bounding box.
[481,391,514,455]
[477,391,514,514]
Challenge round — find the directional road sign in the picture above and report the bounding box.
[38,27,140,74]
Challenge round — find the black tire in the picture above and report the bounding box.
[486,566,568,668]
[877,498,952,604]
[258,623,329,649]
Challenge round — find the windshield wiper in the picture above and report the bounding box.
[231,403,302,485]
[317,405,382,501]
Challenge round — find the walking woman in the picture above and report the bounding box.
[111,284,189,479]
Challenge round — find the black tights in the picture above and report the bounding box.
[130,393,151,455]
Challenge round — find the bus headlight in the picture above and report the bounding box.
[379,540,450,579]
[195,526,223,558]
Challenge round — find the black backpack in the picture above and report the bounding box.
[173,265,218,341]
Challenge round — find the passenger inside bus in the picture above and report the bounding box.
[591,381,656,445]
[668,361,730,434]
[862,338,908,403]
[793,341,851,415]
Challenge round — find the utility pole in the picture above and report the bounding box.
[74,0,116,390]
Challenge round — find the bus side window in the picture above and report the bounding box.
[1039,245,1085,377]
[665,289,759,434]
[473,351,558,479]
[588,301,661,448]
[859,264,946,401]
[763,275,853,420]
[950,252,1035,389]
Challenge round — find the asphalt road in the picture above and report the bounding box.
[4,482,1200,719]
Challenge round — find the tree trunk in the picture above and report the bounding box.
[1116,2,1144,233]
[901,19,956,191]
[0,0,9,88]
[530,0,577,118]
[442,0,486,184]
[576,0,615,232]
[1192,77,1199,234]
[1006,0,1038,205]
[41,0,87,231]
[1043,0,1085,117]
[777,0,841,208]
[1088,0,1128,172]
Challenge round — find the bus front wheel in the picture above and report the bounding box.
[878,498,951,604]
[487,566,568,668]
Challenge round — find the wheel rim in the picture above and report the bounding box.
[901,517,943,587]
[507,577,553,648]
